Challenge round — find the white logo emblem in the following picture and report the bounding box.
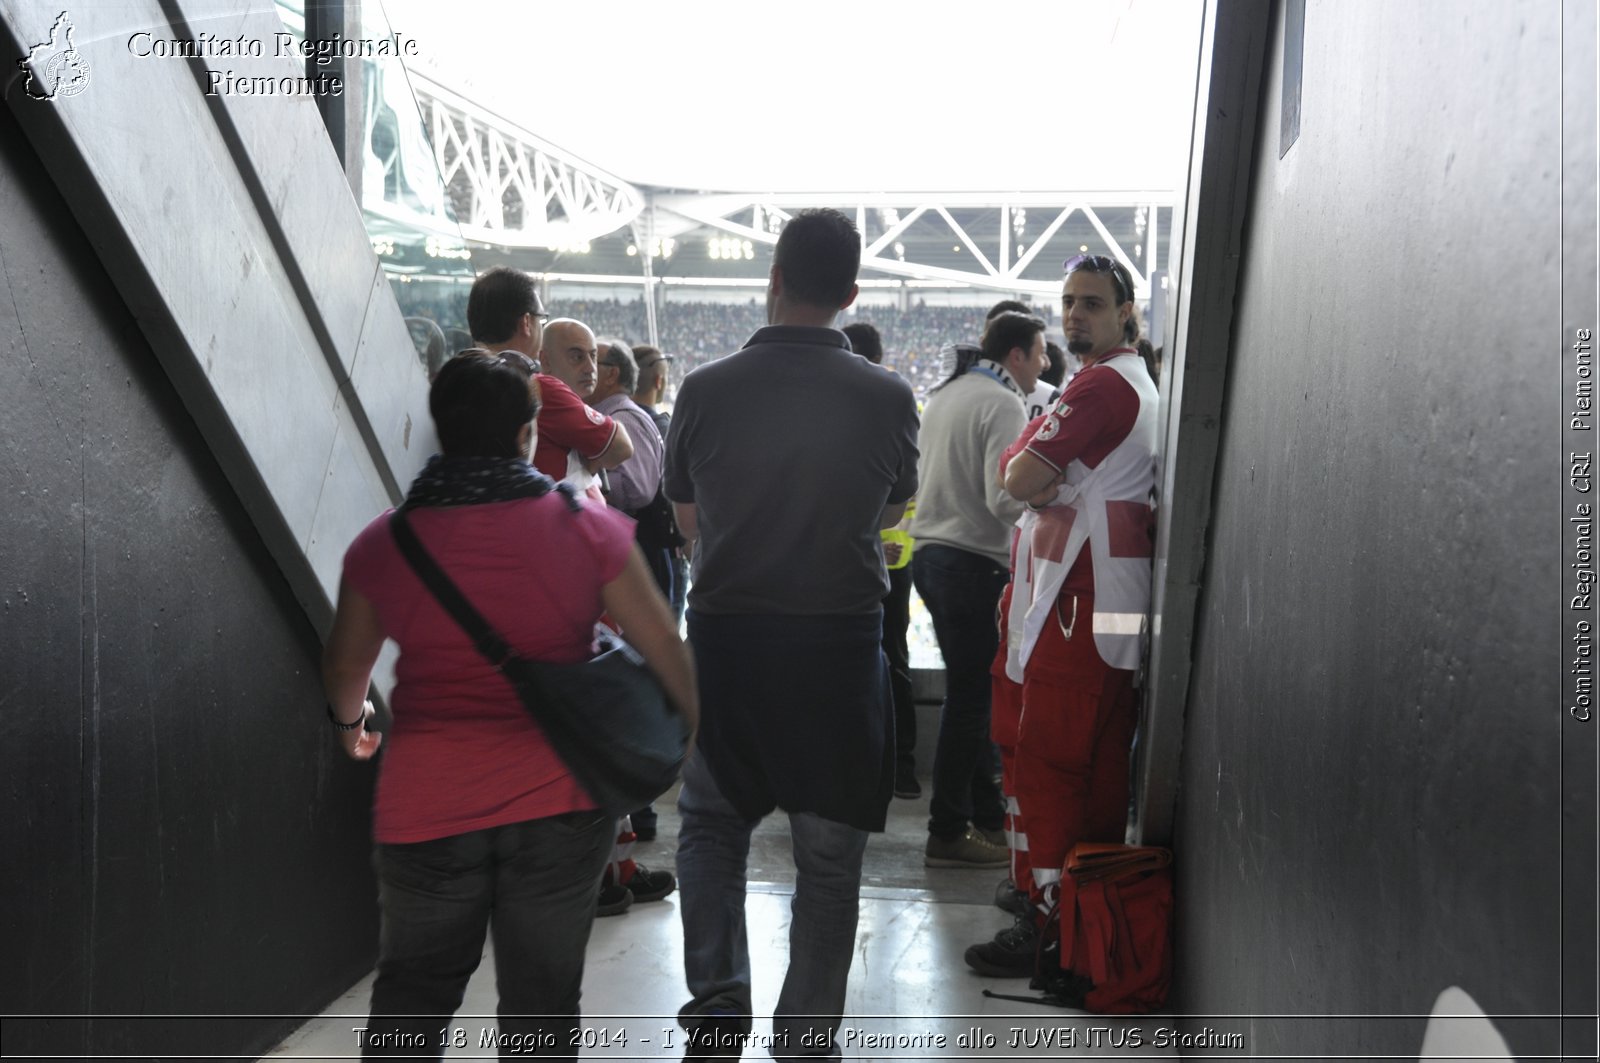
[18,12,90,100]
[1035,414,1061,442]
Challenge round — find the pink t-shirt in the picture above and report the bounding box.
[342,495,635,843]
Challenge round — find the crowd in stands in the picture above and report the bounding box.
[545,297,1054,402]
[393,284,1058,403]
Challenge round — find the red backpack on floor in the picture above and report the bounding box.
[1033,843,1174,1013]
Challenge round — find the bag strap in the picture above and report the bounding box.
[389,509,520,672]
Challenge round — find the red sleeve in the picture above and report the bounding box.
[1001,413,1051,478]
[1023,365,1140,473]
[532,374,618,480]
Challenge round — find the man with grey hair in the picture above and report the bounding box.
[589,338,664,515]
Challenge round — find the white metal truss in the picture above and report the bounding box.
[652,192,1174,299]
[408,74,644,248]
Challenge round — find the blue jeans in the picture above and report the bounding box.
[676,751,868,1061]
[363,811,612,1061]
[912,544,1008,840]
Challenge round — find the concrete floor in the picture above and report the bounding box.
[264,765,1173,1061]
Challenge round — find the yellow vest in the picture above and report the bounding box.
[880,498,916,570]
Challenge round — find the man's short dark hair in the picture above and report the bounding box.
[772,209,860,309]
[842,322,884,364]
[1041,340,1067,387]
[980,310,1047,364]
[986,299,1032,321]
[430,348,539,457]
[466,267,542,345]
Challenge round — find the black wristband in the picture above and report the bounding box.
[326,703,365,731]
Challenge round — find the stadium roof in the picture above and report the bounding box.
[382,0,1204,196]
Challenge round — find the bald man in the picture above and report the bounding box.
[532,317,632,490]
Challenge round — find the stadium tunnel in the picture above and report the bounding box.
[1,0,1594,1060]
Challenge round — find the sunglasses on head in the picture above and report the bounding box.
[478,349,540,375]
[1062,254,1131,304]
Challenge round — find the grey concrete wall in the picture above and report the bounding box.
[1,0,442,1056]
[0,99,378,1058]
[1171,1,1570,1057]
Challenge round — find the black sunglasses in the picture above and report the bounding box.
[491,349,540,375]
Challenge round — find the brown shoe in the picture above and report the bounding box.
[925,827,1011,869]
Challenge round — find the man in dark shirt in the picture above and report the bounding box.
[666,209,919,1061]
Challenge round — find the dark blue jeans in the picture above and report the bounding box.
[362,810,612,1061]
[912,544,1007,840]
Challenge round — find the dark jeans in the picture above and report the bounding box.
[363,810,613,1061]
[912,544,1007,840]
[881,562,917,770]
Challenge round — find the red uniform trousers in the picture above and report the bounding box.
[1016,593,1136,914]
[990,583,1035,900]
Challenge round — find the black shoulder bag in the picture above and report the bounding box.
[389,509,689,817]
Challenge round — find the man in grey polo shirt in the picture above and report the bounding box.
[665,208,919,1062]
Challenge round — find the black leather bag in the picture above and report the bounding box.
[389,510,688,816]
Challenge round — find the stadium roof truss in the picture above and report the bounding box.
[396,72,1174,300]
[411,74,644,247]
[648,192,1176,300]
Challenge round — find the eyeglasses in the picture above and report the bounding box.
[1062,254,1131,303]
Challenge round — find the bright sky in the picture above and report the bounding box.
[380,0,1205,194]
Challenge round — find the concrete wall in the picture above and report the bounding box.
[1,0,438,1056]
[1172,1,1570,1057]
[0,100,378,1058]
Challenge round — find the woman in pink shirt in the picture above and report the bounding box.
[322,350,696,1060]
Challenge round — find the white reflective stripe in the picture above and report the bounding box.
[1006,796,1021,814]
[1005,832,1029,852]
[1092,610,1147,635]
[1032,866,1062,885]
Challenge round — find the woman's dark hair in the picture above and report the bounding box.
[980,310,1047,364]
[1136,338,1160,384]
[429,348,539,458]
[1041,340,1067,387]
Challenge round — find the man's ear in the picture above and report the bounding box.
[839,282,859,312]
[768,265,784,297]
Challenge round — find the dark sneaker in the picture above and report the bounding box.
[994,877,1030,917]
[963,914,1039,977]
[975,825,1007,848]
[626,863,676,903]
[925,827,1010,868]
[893,764,922,799]
[684,1015,749,1061]
[595,882,633,917]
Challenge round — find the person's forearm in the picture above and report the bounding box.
[322,661,372,724]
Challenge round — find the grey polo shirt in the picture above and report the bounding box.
[664,325,919,615]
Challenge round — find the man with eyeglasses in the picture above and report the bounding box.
[962,254,1159,977]
[466,270,633,504]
